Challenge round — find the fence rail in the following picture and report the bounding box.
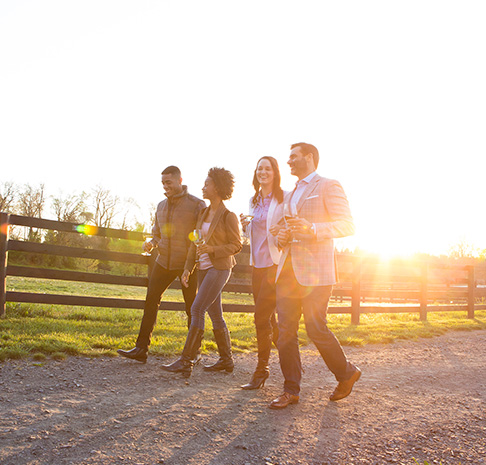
[1,212,485,323]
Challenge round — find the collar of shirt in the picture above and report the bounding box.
[295,171,318,187]
[292,171,318,205]
[257,191,273,203]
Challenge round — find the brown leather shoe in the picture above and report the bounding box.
[268,392,299,409]
[330,368,361,401]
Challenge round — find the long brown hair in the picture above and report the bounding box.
[251,156,284,206]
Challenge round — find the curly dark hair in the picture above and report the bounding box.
[207,167,235,200]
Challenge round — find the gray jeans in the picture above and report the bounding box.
[190,267,231,330]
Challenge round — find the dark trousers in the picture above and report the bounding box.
[276,256,356,395]
[252,265,279,364]
[136,262,197,350]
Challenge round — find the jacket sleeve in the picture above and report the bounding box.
[184,243,197,274]
[315,180,355,240]
[210,211,242,259]
[151,202,162,246]
[184,205,205,273]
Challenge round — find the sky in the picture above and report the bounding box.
[1,0,485,257]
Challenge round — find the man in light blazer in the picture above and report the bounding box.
[269,142,361,409]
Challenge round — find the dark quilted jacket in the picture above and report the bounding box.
[152,186,206,270]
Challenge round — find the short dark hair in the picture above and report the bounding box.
[207,167,235,200]
[161,165,181,177]
[290,142,319,168]
[251,156,284,206]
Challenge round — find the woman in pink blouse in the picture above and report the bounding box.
[240,156,286,390]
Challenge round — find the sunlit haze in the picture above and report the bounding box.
[1,1,485,257]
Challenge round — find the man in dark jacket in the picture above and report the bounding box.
[118,166,206,363]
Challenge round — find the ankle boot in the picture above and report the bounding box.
[162,327,204,378]
[203,328,234,373]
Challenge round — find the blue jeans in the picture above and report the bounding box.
[190,267,231,330]
[276,256,356,395]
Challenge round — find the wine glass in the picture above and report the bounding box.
[192,229,205,263]
[240,214,254,231]
[283,203,300,243]
[141,237,153,256]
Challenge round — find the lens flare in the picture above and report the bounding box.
[75,224,98,236]
[161,223,175,237]
[0,223,9,237]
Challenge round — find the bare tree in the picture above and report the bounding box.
[16,183,46,242]
[44,192,90,267]
[118,197,140,231]
[449,238,478,259]
[17,183,46,218]
[52,192,86,223]
[91,186,119,229]
[0,181,17,213]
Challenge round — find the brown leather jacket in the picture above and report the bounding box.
[185,203,242,272]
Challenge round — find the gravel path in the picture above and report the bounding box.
[1,330,485,465]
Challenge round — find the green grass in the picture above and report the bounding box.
[1,276,485,361]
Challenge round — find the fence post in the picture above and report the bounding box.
[467,265,475,319]
[351,256,361,325]
[419,261,428,321]
[0,212,10,317]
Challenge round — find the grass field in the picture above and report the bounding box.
[1,276,486,361]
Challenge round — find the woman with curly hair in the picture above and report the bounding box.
[239,156,286,389]
[162,167,242,377]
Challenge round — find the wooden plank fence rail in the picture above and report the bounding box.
[1,212,485,323]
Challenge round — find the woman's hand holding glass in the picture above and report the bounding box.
[269,224,282,236]
[277,227,292,248]
[240,213,254,231]
[197,243,214,255]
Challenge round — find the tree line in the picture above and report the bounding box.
[1,181,154,275]
[1,181,153,235]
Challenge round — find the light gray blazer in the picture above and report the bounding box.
[275,174,355,287]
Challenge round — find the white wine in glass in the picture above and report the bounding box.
[193,229,205,263]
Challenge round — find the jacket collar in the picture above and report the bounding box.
[296,174,321,212]
[166,185,188,202]
[199,202,227,242]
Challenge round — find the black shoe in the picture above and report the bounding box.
[241,368,269,390]
[117,347,148,363]
[203,358,234,373]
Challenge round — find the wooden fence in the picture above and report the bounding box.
[1,212,485,324]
